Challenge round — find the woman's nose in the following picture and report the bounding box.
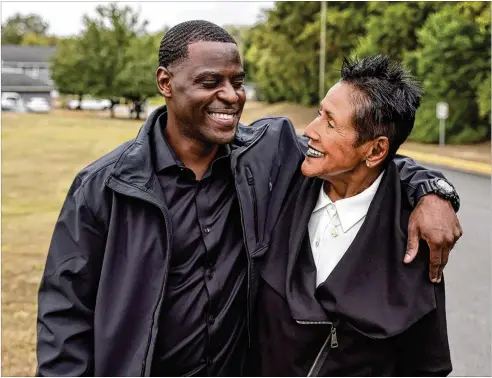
[304,119,320,141]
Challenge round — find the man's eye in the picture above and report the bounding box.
[232,81,244,89]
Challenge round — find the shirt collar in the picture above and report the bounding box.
[312,171,385,233]
[152,110,232,174]
[152,111,182,172]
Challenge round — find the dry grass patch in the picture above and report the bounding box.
[2,110,141,376]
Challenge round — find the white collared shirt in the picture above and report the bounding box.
[308,172,384,287]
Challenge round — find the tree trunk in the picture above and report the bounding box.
[135,101,143,120]
[76,93,83,110]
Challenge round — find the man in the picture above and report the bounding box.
[36,20,462,376]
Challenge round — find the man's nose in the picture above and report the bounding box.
[217,82,239,103]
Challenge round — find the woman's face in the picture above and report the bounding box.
[301,82,371,180]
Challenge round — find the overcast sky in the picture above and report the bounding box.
[1,1,275,36]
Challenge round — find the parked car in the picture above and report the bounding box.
[67,99,111,110]
[1,92,23,111]
[26,97,51,113]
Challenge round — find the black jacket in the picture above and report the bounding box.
[36,105,452,376]
[253,162,452,376]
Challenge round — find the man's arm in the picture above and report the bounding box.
[395,283,452,376]
[293,134,463,283]
[393,155,463,283]
[297,135,463,282]
[37,176,105,376]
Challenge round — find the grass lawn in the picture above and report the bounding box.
[1,110,143,376]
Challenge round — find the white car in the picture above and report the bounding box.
[2,92,23,111]
[67,99,111,110]
[26,97,51,113]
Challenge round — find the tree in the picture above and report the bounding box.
[355,2,441,61]
[245,2,369,105]
[1,13,50,45]
[20,32,58,46]
[79,2,149,117]
[50,37,96,107]
[116,33,161,119]
[408,4,490,143]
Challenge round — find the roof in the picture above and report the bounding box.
[1,72,52,92]
[1,45,56,64]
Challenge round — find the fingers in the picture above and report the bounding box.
[404,221,419,264]
[428,244,442,283]
[436,245,451,283]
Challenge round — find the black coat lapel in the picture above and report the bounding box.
[285,177,329,322]
[316,163,437,338]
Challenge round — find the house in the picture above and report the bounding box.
[2,71,53,105]
[1,45,56,85]
[1,45,56,106]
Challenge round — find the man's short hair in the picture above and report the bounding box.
[340,54,423,158]
[158,20,237,69]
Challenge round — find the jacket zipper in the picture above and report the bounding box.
[232,123,269,347]
[244,166,259,243]
[106,177,173,377]
[299,321,338,377]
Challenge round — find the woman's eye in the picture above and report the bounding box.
[203,81,218,88]
[317,110,322,117]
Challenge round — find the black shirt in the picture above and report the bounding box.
[150,113,248,377]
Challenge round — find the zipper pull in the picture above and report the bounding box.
[330,327,338,348]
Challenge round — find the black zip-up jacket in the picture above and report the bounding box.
[36,105,453,376]
[252,162,452,376]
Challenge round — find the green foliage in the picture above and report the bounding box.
[116,32,161,102]
[244,1,491,144]
[79,3,149,102]
[50,3,162,118]
[51,37,96,98]
[1,13,57,45]
[408,5,491,143]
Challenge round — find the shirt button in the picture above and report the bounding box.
[208,315,215,325]
[204,227,210,234]
[207,358,213,366]
[207,269,214,280]
[315,239,320,247]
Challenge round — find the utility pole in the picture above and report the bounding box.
[319,1,327,102]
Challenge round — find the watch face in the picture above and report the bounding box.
[436,179,454,194]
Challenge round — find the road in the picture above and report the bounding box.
[422,165,491,376]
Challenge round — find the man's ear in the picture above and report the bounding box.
[156,66,172,98]
[365,136,389,168]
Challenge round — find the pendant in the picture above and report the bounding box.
[331,228,339,238]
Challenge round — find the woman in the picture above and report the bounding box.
[251,55,452,376]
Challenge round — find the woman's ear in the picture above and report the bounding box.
[156,67,172,98]
[365,136,389,168]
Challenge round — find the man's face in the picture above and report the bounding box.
[159,41,246,145]
[301,82,370,180]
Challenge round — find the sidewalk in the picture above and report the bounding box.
[398,141,490,176]
[241,101,491,177]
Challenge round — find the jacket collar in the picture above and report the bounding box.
[151,110,232,174]
[110,105,254,188]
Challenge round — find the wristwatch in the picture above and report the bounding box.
[418,178,460,212]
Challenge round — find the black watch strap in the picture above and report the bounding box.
[416,179,460,212]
